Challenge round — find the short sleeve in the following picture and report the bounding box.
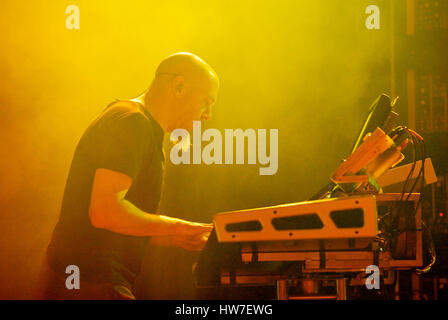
[93,113,150,181]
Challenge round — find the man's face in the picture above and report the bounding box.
[174,76,218,132]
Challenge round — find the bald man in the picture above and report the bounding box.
[42,53,219,299]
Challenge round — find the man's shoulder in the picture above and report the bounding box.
[103,100,148,121]
[93,100,153,131]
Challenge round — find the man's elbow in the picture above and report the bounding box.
[89,200,110,229]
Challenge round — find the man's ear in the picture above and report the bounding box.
[172,75,185,97]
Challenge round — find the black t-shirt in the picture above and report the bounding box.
[47,100,165,289]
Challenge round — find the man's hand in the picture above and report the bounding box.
[151,223,213,251]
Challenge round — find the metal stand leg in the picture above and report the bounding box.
[434,276,439,300]
[336,278,347,300]
[394,270,400,300]
[277,280,288,300]
[412,273,421,300]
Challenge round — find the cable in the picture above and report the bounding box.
[409,138,426,218]
[404,130,425,205]
[413,138,436,274]
[378,127,430,263]
[394,132,436,275]
[415,220,437,275]
[387,127,417,247]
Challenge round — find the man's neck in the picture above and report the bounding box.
[135,92,169,133]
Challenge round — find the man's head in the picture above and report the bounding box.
[145,52,219,132]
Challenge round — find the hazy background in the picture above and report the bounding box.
[0,0,400,299]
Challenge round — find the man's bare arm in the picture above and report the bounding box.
[89,168,212,239]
